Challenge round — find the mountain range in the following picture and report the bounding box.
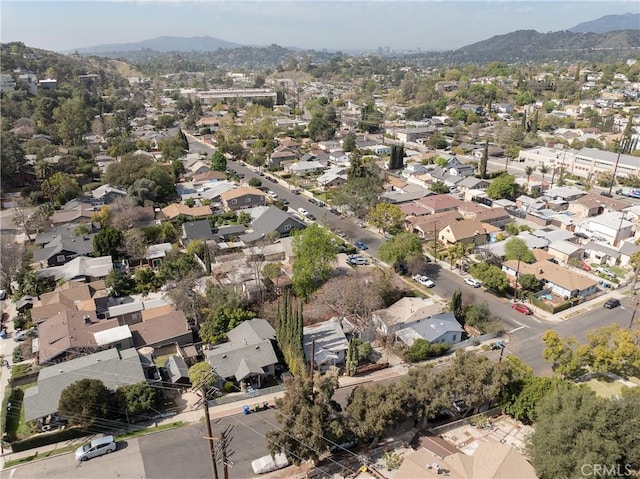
[74,13,639,55]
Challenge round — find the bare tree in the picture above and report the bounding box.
[109,197,154,230]
[0,235,25,292]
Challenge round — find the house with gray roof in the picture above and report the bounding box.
[303,318,349,371]
[24,348,146,422]
[32,232,96,268]
[205,339,278,389]
[166,355,190,386]
[240,206,306,243]
[619,240,640,268]
[583,241,621,267]
[36,255,113,282]
[182,219,215,245]
[394,312,464,347]
[91,184,126,204]
[547,240,585,265]
[226,318,275,345]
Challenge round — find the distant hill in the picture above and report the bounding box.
[569,13,640,34]
[73,35,243,54]
[405,29,640,65]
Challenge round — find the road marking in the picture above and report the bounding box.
[508,325,526,333]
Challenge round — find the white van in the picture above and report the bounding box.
[75,435,116,461]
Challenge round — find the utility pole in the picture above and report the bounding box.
[629,298,639,330]
[204,425,234,479]
[202,384,219,479]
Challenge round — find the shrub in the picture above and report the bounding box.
[404,339,450,362]
[12,346,23,364]
[223,382,236,393]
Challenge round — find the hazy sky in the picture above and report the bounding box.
[1,1,638,53]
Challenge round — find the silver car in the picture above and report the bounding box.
[75,435,116,461]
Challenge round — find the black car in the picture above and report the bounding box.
[308,198,319,206]
[604,298,621,309]
[265,176,278,183]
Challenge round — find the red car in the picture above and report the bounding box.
[512,303,533,315]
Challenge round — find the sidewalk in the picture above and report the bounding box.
[0,361,410,468]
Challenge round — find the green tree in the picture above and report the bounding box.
[504,237,535,299]
[248,177,262,187]
[464,301,493,330]
[538,164,549,184]
[188,361,216,389]
[528,385,630,479]
[479,140,488,179]
[58,379,113,426]
[503,375,563,423]
[378,232,423,268]
[404,339,450,362]
[128,178,158,205]
[267,373,345,465]
[541,330,582,378]
[275,292,305,376]
[486,173,519,200]
[105,154,154,188]
[470,263,509,294]
[115,382,159,416]
[46,172,81,206]
[430,180,450,194]
[450,289,464,322]
[342,132,357,152]
[145,165,176,202]
[53,98,92,146]
[0,133,27,188]
[210,150,227,171]
[519,273,541,292]
[199,306,256,343]
[366,203,404,234]
[93,227,124,258]
[105,268,135,296]
[292,224,338,300]
[524,165,535,189]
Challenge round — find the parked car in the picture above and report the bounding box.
[0,289,6,300]
[265,176,278,183]
[267,190,278,199]
[13,330,29,342]
[308,198,319,206]
[335,230,346,238]
[604,298,621,309]
[354,241,368,250]
[464,278,481,288]
[252,453,289,474]
[75,435,117,461]
[348,256,368,266]
[291,188,301,195]
[306,213,316,221]
[297,207,309,217]
[512,303,533,315]
[574,232,589,239]
[412,274,435,288]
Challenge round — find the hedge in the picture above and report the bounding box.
[10,427,91,453]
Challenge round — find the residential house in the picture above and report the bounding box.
[619,240,640,268]
[31,280,109,325]
[239,206,306,243]
[24,348,147,423]
[396,436,537,479]
[544,186,587,203]
[51,204,95,227]
[165,355,191,387]
[458,203,511,228]
[36,309,122,364]
[456,177,490,192]
[372,297,444,336]
[502,249,597,299]
[547,240,585,265]
[408,210,463,240]
[220,187,266,212]
[268,145,298,168]
[32,231,95,268]
[129,310,193,349]
[567,193,627,218]
[186,160,212,177]
[575,212,634,246]
[303,318,349,371]
[317,167,348,188]
[204,338,279,390]
[416,194,464,215]
[145,243,173,268]
[161,203,213,221]
[439,218,493,246]
[181,219,216,246]
[192,170,227,183]
[37,255,113,283]
[226,318,276,345]
[284,160,325,175]
[394,312,464,347]
[583,241,621,267]
[380,183,432,205]
[480,232,549,260]
[395,127,435,144]
[91,185,127,205]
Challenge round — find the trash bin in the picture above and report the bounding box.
[242,405,250,415]
[252,403,260,413]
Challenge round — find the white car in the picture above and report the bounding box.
[348,256,368,266]
[412,274,435,288]
[297,207,309,216]
[252,453,289,474]
[267,190,278,199]
[464,278,481,288]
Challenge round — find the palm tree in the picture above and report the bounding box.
[525,165,536,190]
[538,164,549,187]
[447,242,472,270]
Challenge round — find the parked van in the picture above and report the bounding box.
[251,453,288,474]
[75,435,116,461]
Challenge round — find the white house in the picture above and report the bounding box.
[394,312,464,347]
[303,318,349,371]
